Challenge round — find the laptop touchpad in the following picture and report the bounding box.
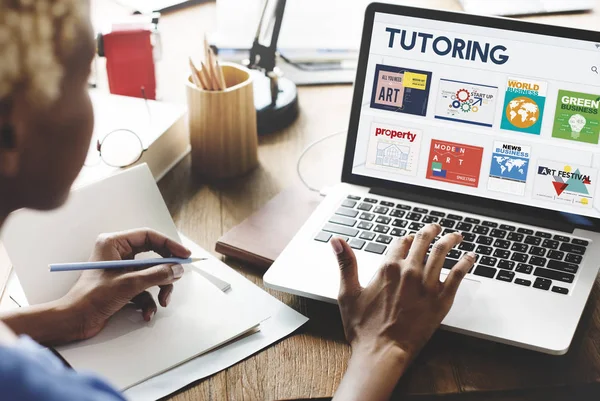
[443,276,481,316]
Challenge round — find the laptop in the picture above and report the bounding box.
[264,2,600,355]
[459,0,595,17]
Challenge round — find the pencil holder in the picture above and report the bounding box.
[186,62,259,179]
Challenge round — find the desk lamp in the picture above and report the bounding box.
[245,0,299,134]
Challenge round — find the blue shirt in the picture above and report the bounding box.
[0,336,125,401]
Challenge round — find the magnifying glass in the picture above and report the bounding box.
[592,66,598,74]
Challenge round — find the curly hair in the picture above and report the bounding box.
[0,0,89,107]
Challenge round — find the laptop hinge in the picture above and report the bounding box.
[370,187,576,233]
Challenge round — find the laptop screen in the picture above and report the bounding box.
[347,5,600,226]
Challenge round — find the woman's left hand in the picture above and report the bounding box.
[60,228,191,341]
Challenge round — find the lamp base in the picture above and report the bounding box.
[251,70,299,135]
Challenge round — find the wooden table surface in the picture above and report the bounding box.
[91,1,600,400]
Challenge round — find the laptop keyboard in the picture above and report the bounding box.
[314,194,590,296]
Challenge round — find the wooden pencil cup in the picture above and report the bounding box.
[186,62,259,179]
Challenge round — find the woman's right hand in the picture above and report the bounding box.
[331,223,476,401]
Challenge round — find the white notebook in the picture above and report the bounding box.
[1,165,268,390]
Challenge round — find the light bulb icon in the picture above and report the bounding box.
[568,114,586,139]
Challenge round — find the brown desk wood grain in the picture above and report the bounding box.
[91,1,600,400]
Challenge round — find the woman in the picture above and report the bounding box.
[0,1,475,400]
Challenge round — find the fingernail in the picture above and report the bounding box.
[467,252,476,259]
[171,264,184,279]
[149,310,155,321]
[165,291,172,306]
[331,238,344,255]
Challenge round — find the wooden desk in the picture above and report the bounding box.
[91,1,600,400]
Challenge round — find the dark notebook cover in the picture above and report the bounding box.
[215,186,322,270]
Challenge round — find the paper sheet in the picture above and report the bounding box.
[58,268,265,390]
[124,235,309,401]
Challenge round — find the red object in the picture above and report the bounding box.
[101,29,156,99]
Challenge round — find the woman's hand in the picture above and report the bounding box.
[61,228,191,340]
[0,228,191,345]
[332,224,476,401]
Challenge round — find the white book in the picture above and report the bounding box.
[1,165,268,390]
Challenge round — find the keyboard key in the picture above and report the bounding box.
[542,239,559,250]
[493,249,510,259]
[347,195,361,200]
[524,236,542,246]
[572,238,589,246]
[447,214,463,221]
[476,236,493,245]
[507,232,524,242]
[359,231,376,241]
[392,219,408,228]
[314,231,332,242]
[374,225,390,234]
[448,249,462,259]
[565,253,582,264]
[534,267,574,283]
[442,229,457,236]
[439,219,456,228]
[547,260,579,274]
[511,243,528,253]
[329,215,357,227]
[365,242,386,254]
[553,235,570,242]
[456,222,473,231]
[374,206,389,215]
[359,213,375,221]
[364,198,378,203]
[336,207,358,218]
[332,235,349,242]
[476,245,493,255]
[406,213,422,221]
[517,228,534,235]
[480,256,498,267]
[490,229,507,239]
[499,224,516,231]
[515,278,532,287]
[462,233,476,242]
[498,260,515,270]
[529,256,547,267]
[552,286,569,295]
[380,201,394,207]
[349,238,365,250]
[430,211,445,217]
[511,252,528,262]
[464,217,480,224]
[474,265,497,278]
[494,239,511,249]
[422,215,439,223]
[473,226,490,235]
[376,235,393,244]
[533,277,552,290]
[529,246,546,257]
[516,263,533,274]
[341,199,357,208]
[375,216,391,224]
[323,223,359,237]
[458,242,476,251]
[396,204,411,210]
[413,207,428,214]
[496,270,515,282]
[482,221,498,228]
[357,203,373,211]
[547,250,564,260]
[357,221,373,230]
[390,209,405,218]
[559,243,586,255]
[409,222,425,231]
[535,231,552,239]
[390,228,406,237]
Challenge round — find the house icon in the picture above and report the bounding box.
[376,143,409,169]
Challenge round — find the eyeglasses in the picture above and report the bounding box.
[84,129,146,168]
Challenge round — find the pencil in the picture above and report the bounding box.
[49,257,207,272]
[200,61,215,91]
[188,57,204,89]
[215,58,227,90]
